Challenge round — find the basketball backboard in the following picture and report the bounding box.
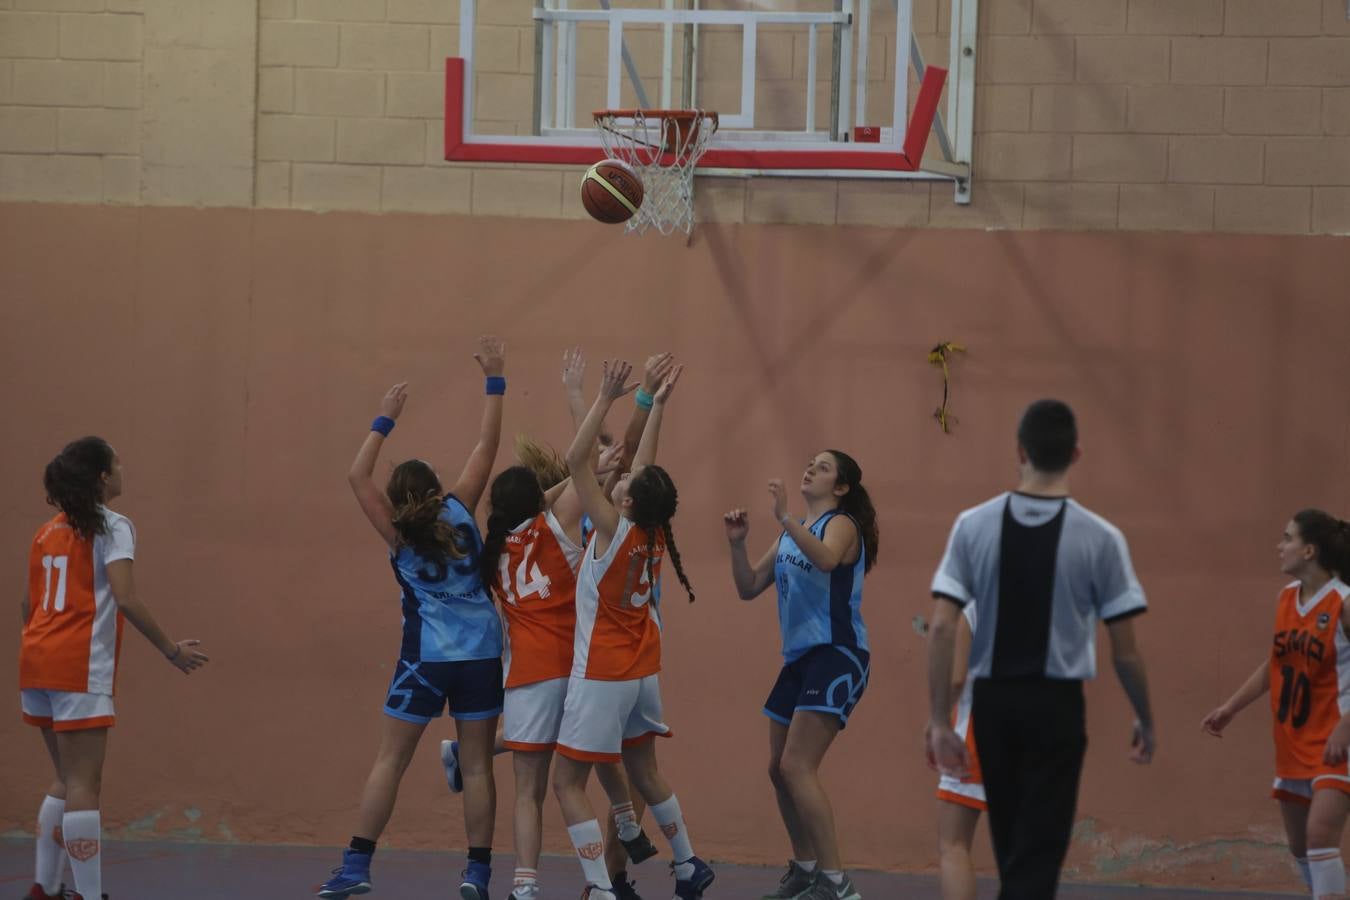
[444,0,976,203]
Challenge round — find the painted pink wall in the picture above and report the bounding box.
[2,203,1347,888]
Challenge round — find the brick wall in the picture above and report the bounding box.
[0,0,145,204]
[2,0,1348,233]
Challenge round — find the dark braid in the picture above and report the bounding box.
[660,521,694,602]
[628,464,695,602]
[44,437,114,541]
[480,467,545,589]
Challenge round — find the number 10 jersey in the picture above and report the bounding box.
[1270,577,1350,781]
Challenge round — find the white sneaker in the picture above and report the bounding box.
[440,739,463,793]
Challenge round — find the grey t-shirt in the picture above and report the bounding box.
[931,492,1146,681]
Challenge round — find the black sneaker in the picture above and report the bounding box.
[612,873,644,900]
[620,828,659,865]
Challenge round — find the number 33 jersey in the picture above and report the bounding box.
[494,510,584,688]
[21,509,133,696]
[1271,577,1350,779]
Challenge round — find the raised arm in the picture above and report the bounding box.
[631,364,682,471]
[565,360,636,546]
[724,508,777,600]
[106,559,208,674]
[562,346,589,431]
[618,352,673,470]
[768,480,858,573]
[1107,617,1156,764]
[348,382,406,550]
[449,335,506,514]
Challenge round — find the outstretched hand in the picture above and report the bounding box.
[167,639,209,674]
[767,479,789,523]
[642,352,675,393]
[597,440,627,476]
[599,360,638,401]
[653,364,684,405]
[379,382,409,420]
[724,508,750,543]
[563,347,586,394]
[474,335,506,377]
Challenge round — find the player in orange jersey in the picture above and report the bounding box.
[932,606,985,900]
[474,349,674,900]
[20,437,208,900]
[551,359,711,900]
[1203,509,1350,899]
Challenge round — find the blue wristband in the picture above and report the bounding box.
[372,416,395,437]
[635,388,655,410]
[485,376,506,395]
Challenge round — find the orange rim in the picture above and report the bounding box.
[594,109,719,153]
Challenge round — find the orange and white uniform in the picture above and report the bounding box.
[556,517,671,763]
[1269,578,1350,804]
[19,509,133,731]
[494,510,583,751]
[937,604,986,811]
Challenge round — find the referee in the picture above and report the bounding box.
[924,399,1156,899]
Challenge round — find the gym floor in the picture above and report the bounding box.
[0,839,1302,899]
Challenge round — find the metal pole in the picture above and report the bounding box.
[532,0,544,134]
[598,0,651,109]
[683,0,697,108]
[829,0,842,141]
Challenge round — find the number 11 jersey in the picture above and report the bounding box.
[1271,577,1350,781]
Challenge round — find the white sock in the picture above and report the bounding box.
[795,859,818,873]
[611,802,641,842]
[823,869,845,885]
[1310,848,1346,898]
[1297,856,1312,891]
[61,810,101,900]
[510,867,539,900]
[651,794,694,864]
[35,795,66,894]
[566,820,612,890]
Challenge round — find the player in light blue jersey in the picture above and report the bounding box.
[318,336,507,900]
[724,450,879,900]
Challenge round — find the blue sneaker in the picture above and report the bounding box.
[441,739,464,793]
[317,849,372,898]
[459,860,491,900]
[672,856,715,900]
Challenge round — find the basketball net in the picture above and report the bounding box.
[593,109,719,236]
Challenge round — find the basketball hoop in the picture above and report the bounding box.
[593,109,719,237]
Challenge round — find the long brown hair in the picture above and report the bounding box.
[386,460,469,565]
[825,449,878,574]
[44,436,114,541]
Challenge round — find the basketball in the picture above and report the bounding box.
[581,159,644,224]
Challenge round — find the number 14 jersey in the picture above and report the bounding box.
[1271,577,1350,780]
[494,510,584,689]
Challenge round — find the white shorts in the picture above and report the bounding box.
[1273,775,1350,804]
[21,689,115,732]
[937,774,987,811]
[556,674,671,763]
[503,677,568,752]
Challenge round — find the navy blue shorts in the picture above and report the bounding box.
[383,658,504,724]
[763,645,870,729]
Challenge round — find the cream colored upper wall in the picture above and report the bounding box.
[1,0,1347,234]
